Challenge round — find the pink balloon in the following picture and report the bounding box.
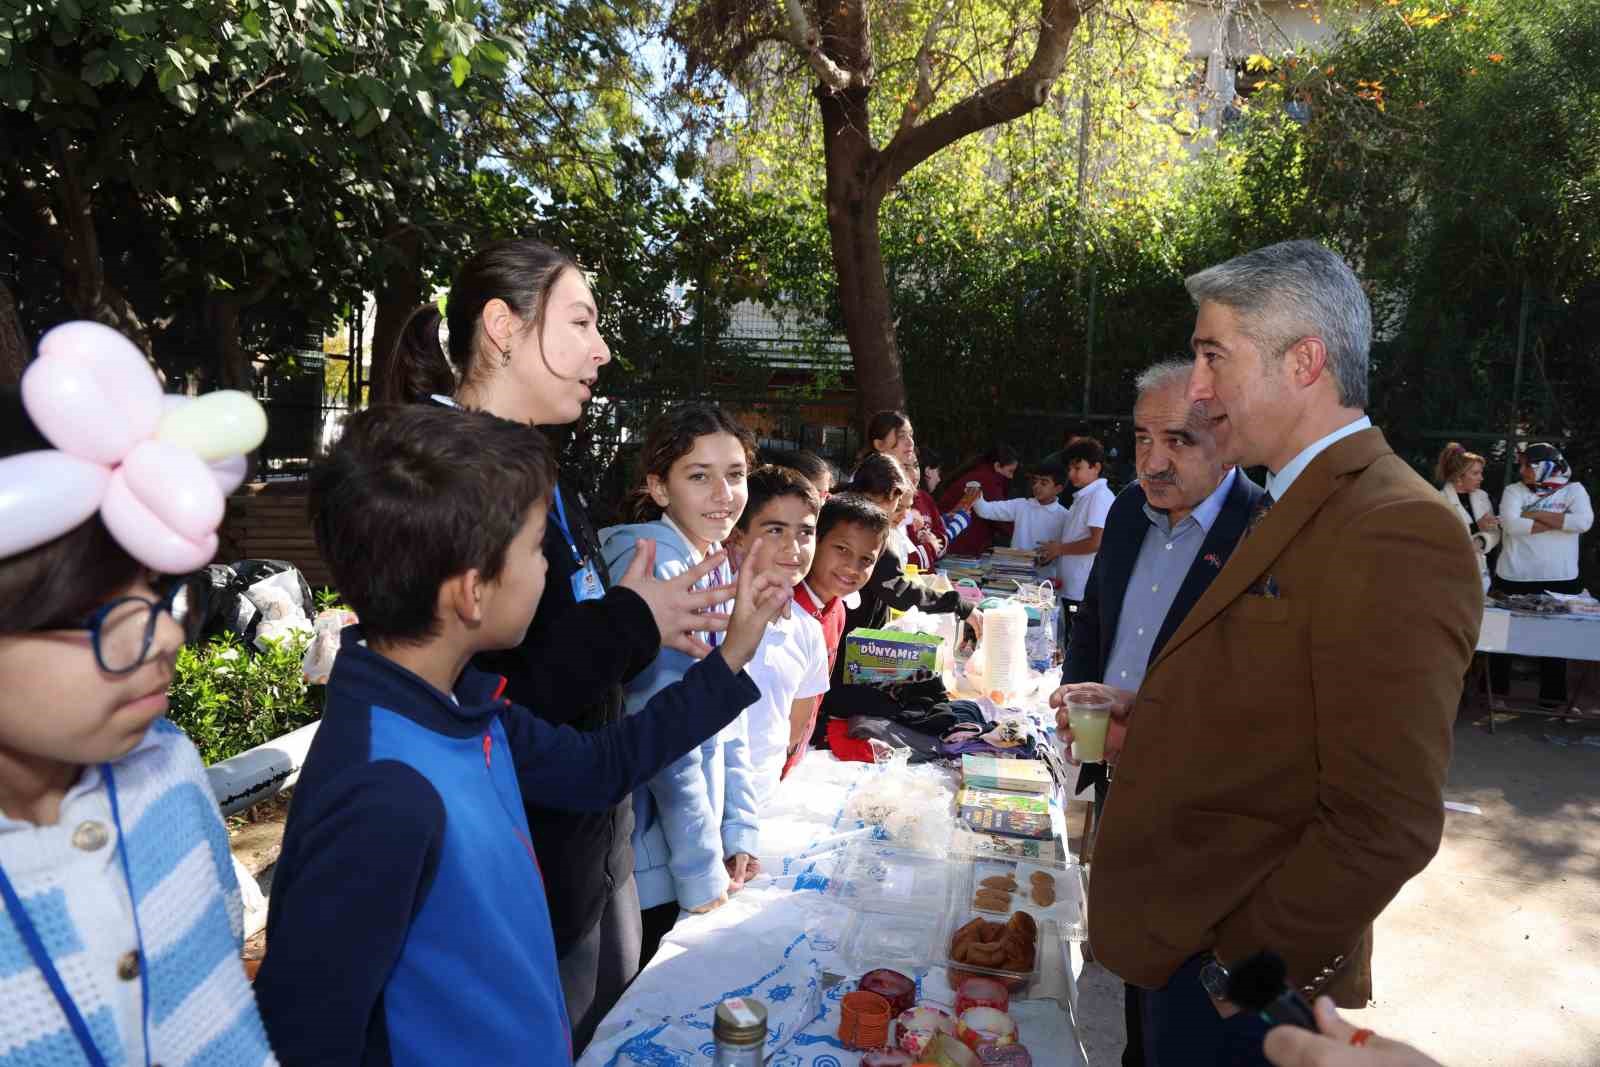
[117,441,223,541]
[208,454,249,496]
[0,451,110,559]
[100,470,218,574]
[24,322,163,465]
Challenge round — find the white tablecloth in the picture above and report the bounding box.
[1477,606,1600,660]
[580,754,1088,1067]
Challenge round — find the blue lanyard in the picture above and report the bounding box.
[0,766,151,1067]
[550,486,584,566]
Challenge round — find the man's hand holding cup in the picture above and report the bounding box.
[1048,682,1136,766]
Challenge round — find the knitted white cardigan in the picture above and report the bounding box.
[0,719,276,1066]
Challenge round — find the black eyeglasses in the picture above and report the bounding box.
[64,573,209,675]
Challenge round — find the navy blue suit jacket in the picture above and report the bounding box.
[1064,470,1265,686]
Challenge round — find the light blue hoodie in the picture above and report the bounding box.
[599,517,760,911]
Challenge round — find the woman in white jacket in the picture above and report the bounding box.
[1490,443,1594,705]
[1435,442,1500,593]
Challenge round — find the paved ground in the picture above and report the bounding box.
[1074,708,1600,1066]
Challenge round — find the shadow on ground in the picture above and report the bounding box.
[1074,707,1600,1067]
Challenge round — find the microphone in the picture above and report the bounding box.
[1224,950,1318,1031]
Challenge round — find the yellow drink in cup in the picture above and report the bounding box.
[1066,693,1113,763]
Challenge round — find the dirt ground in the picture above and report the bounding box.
[1075,708,1600,1066]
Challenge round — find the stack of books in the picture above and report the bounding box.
[957,754,1053,840]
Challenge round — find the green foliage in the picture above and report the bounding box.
[313,587,349,613]
[1228,0,1600,587]
[167,633,323,766]
[2,0,657,385]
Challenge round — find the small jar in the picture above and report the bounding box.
[712,997,768,1066]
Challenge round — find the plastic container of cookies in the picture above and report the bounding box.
[941,905,1044,992]
[961,858,1088,942]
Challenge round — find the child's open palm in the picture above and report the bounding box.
[718,537,791,672]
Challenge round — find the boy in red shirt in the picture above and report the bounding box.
[786,494,891,774]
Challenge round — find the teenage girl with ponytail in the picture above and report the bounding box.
[380,239,736,1051]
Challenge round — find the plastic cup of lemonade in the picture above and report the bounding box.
[1066,692,1114,763]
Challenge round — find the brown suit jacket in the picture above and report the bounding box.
[1086,427,1482,1007]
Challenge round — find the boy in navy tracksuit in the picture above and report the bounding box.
[252,405,791,1066]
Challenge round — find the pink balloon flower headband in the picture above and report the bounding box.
[0,321,269,573]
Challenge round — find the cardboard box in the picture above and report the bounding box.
[843,627,942,684]
[962,755,1053,795]
[958,787,1053,840]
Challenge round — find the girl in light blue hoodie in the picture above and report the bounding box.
[600,404,761,960]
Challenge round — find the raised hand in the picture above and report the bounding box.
[718,537,792,673]
[617,538,737,659]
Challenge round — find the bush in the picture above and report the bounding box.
[167,632,325,766]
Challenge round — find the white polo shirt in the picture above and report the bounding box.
[742,608,831,809]
[1057,478,1114,600]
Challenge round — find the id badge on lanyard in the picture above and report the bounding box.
[571,560,604,603]
[553,487,605,603]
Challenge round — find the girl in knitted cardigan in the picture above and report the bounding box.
[0,379,276,1065]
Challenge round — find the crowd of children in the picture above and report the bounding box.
[0,318,1114,1065]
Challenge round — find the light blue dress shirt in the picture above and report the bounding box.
[1101,468,1238,692]
[1265,416,1371,501]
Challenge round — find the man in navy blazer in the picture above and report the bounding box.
[1064,365,1265,700]
[1060,360,1264,1067]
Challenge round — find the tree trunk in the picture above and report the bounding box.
[47,134,154,355]
[203,297,253,391]
[0,279,28,384]
[370,226,423,405]
[818,85,905,423]
[797,0,1081,430]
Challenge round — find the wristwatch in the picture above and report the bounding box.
[1198,955,1231,1001]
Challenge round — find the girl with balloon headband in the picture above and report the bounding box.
[0,322,278,1067]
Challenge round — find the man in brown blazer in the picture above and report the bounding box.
[1054,240,1482,1066]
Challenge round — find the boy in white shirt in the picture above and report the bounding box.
[1039,438,1114,647]
[726,465,832,819]
[971,461,1072,553]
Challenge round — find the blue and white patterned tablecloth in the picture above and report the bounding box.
[580,755,1087,1067]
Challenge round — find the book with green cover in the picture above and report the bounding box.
[958,786,1053,840]
[961,754,1052,795]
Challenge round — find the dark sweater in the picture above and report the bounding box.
[474,479,659,954]
[421,398,661,953]
[255,631,756,1066]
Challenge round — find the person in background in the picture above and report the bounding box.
[0,370,276,1067]
[971,461,1071,557]
[793,495,893,761]
[911,446,985,562]
[382,239,736,1048]
[771,448,835,499]
[598,405,760,967]
[1039,438,1115,648]
[1058,360,1265,1066]
[1264,998,1447,1067]
[812,456,980,752]
[940,443,1021,555]
[901,448,949,570]
[1433,442,1499,594]
[861,409,918,474]
[723,466,830,810]
[1489,443,1593,706]
[1038,423,1094,496]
